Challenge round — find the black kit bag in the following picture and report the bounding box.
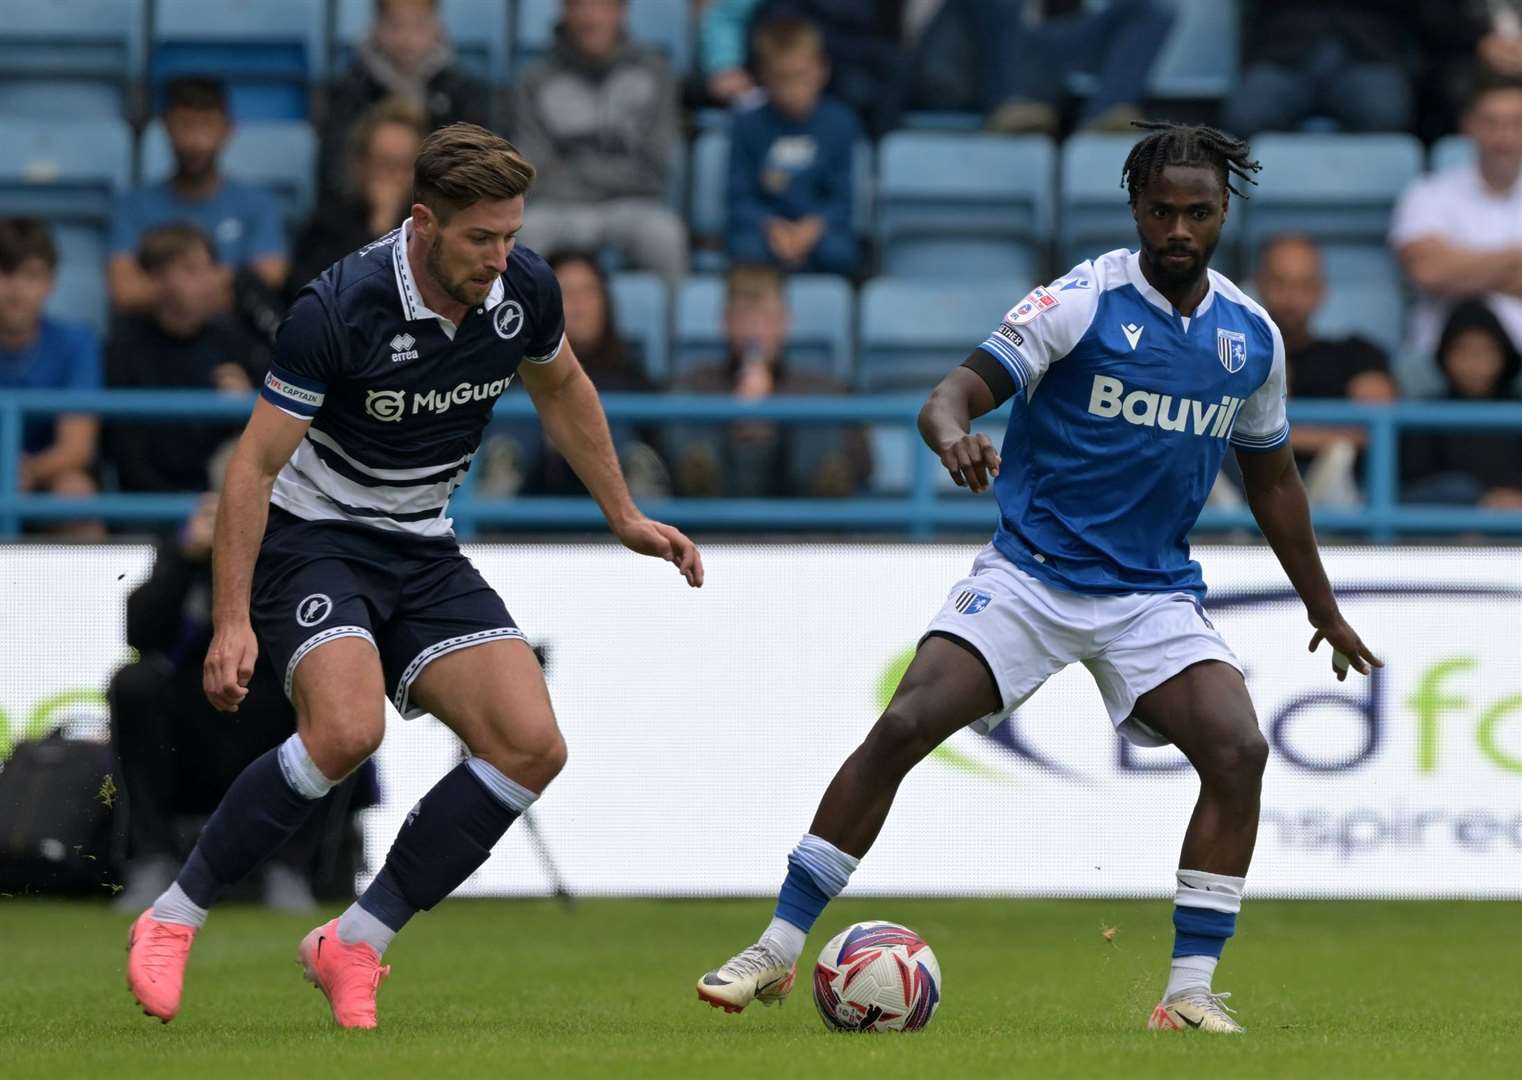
[0,731,119,896]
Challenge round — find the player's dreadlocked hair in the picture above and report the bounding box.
[1121,121,1260,205]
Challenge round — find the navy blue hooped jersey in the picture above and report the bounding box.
[259,220,565,537]
[977,249,1289,597]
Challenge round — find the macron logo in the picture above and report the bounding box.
[1087,375,1244,438]
[1122,323,1144,351]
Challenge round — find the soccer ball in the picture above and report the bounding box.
[812,920,942,1032]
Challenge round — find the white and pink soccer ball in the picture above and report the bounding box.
[812,920,942,1032]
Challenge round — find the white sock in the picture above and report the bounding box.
[760,916,808,965]
[277,733,336,800]
[337,901,397,956]
[151,882,209,929]
[464,756,538,812]
[1165,953,1218,999]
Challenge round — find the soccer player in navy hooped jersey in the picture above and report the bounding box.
[698,122,1382,1035]
[125,123,703,1029]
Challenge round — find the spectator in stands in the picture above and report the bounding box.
[109,77,289,312]
[290,98,425,298]
[109,489,363,913]
[668,264,869,497]
[1402,299,1522,507]
[104,225,266,494]
[1223,2,1465,136]
[0,218,103,537]
[1390,71,1522,378]
[726,18,859,275]
[907,0,1173,135]
[1255,235,1397,503]
[700,0,902,130]
[513,0,688,279]
[322,0,487,195]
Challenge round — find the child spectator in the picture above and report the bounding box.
[0,218,102,535]
[727,17,859,275]
[104,225,266,494]
[668,264,869,497]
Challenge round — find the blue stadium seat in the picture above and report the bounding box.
[140,120,317,228]
[689,128,870,272]
[151,0,326,121]
[333,0,511,86]
[856,278,1014,392]
[1147,0,1239,99]
[673,274,854,382]
[1059,132,1244,277]
[608,271,670,381]
[1311,279,1404,361]
[516,0,691,74]
[0,117,132,332]
[1431,134,1473,173]
[876,132,1054,281]
[1242,133,1422,304]
[0,0,145,119]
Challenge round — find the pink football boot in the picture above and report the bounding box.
[126,909,198,1023]
[297,918,391,1029]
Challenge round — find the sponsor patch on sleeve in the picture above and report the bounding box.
[996,323,1025,347]
[1004,285,1059,326]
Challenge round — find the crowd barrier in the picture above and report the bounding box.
[4,390,1522,541]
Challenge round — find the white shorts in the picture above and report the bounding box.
[923,545,1241,747]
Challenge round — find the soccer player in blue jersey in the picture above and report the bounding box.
[125,124,703,1029]
[697,123,1382,1034]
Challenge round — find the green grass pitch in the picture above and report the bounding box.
[3,897,1519,1078]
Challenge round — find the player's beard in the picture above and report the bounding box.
[1149,234,1218,291]
[425,234,490,308]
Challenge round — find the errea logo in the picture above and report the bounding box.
[1087,375,1244,438]
[390,332,419,363]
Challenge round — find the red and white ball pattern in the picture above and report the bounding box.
[812,920,942,1032]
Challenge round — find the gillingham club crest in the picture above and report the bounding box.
[1217,328,1247,373]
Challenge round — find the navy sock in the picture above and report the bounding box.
[357,762,522,932]
[175,746,321,909]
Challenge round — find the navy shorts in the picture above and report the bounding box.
[250,507,524,718]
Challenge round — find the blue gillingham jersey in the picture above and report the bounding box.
[260,219,565,537]
[977,249,1289,597]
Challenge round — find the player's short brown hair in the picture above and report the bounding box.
[137,223,216,274]
[0,217,57,273]
[752,16,825,68]
[413,123,535,222]
[725,264,785,308]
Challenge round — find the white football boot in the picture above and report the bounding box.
[695,942,796,1013]
[1148,990,1246,1034]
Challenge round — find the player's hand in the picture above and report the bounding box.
[937,433,1001,493]
[1308,615,1382,682]
[614,515,704,587]
[204,620,259,712]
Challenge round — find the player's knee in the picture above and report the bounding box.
[535,732,568,787]
[863,705,939,771]
[1201,724,1269,788]
[304,711,385,779]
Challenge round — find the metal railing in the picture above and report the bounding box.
[3,390,1522,541]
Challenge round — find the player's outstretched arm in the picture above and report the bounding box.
[918,366,1002,494]
[519,345,703,587]
[1236,445,1383,682]
[204,399,311,712]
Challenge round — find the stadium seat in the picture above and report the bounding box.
[689,129,871,272]
[608,271,670,381]
[673,274,854,382]
[150,0,325,121]
[1430,134,1473,174]
[1242,133,1421,258]
[0,0,145,120]
[1059,131,1245,277]
[140,120,317,228]
[333,0,511,87]
[856,278,1014,392]
[876,132,1054,282]
[47,256,109,336]
[515,0,691,74]
[1147,0,1239,100]
[1311,279,1404,361]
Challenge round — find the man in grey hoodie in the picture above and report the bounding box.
[323,0,488,197]
[512,0,689,279]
